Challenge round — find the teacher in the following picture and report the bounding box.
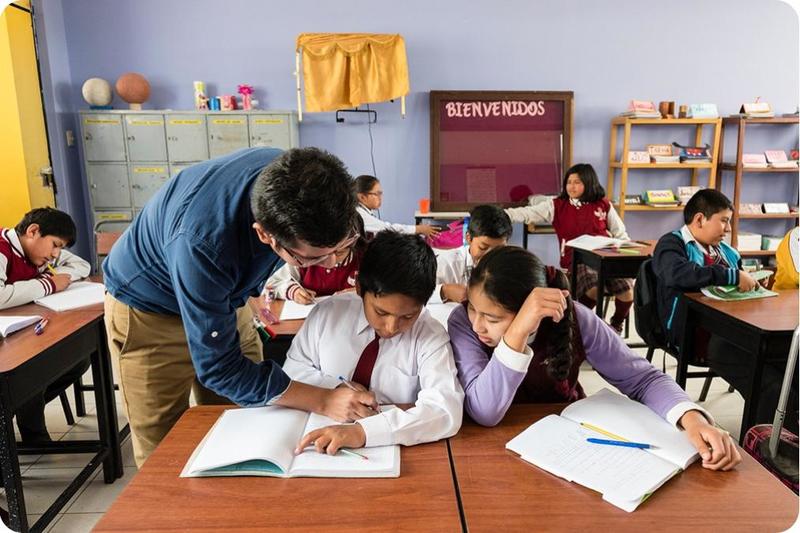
[103,147,376,467]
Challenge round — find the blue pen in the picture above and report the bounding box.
[586,437,653,449]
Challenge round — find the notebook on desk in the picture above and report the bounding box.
[565,235,644,251]
[181,406,400,478]
[34,281,105,311]
[0,315,42,338]
[506,389,698,512]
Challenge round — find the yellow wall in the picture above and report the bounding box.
[0,2,54,228]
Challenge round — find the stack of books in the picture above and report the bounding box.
[643,190,680,207]
[742,153,769,168]
[620,100,662,119]
[737,232,763,251]
[764,150,799,169]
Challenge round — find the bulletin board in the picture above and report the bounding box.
[430,90,574,211]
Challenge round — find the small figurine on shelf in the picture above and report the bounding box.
[220,95,236,111]
[238,84,254,110]
[193,81,208,110]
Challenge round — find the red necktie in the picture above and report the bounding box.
[351,333,380,389]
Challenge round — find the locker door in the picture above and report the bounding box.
[87,163,130,208]
[166,115,209,162]
[249,114,292,150]
[125,114,167,161]
[208,115,249,158]
[93,210,133,232]
[130,164,170,208]
[81,114,125,161]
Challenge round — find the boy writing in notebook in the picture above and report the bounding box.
[0,207,91,442]
[431,204,512,304]
[284,231,464,455]
[652,189,797,432]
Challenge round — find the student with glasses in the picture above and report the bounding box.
[103,147,378,467]
[354,175,441,238]
[266,216,368,304]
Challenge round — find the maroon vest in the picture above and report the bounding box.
[298,250,362,297]
[552,197,611,269]
[513,313,587,404]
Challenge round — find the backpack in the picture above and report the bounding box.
[633,258,667,348]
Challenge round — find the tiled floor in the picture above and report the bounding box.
[0,309,747,532]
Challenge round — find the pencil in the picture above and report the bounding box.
[46,263,58,275]
[580,422,630,442]
[339,448,369,461]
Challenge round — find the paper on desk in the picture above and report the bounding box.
[279,296,330,320]
[33,281,105,311]
[565,235,644,251]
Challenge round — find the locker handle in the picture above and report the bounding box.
[127,135,136,141]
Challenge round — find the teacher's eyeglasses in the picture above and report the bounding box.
[279,231,359,268]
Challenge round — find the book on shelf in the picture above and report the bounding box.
[676,186,700,205]
[737,232,763,251]
[672,142,711,163]
[736,102,774,119]
[651,154,680,164]
[624,194,643,205]
[506,388,701,512]
[762,235,782,251]
[764,151,799,168]
[646,144,673,157]
[627,151,650,164]
[643,189,679,206]
[0,315,42,338]
[620,100,662,119]
[181,406,400,478]
[739,203,763,215]
[742,153,768,168]
[686,103,719,118]
[763,202,790,214]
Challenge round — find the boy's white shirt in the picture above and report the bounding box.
[0,229,90,310]
[356,204,416,235]
[429,247,473,304]
[282,292,464,447]
[505,198,630,240]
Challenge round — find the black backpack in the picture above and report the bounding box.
[633,259,667,349]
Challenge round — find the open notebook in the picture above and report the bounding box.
[0,315,42,338]
[181,406,400,478]
[565,235,644,251]
[34,281,105,311]
[506,389,698,512]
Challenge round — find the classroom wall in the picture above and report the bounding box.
[35,0,799,266]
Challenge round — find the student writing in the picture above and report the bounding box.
[448,246,740,471]
[505,164,633,333]
[285,231,464,455]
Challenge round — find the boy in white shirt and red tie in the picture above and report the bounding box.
[284,230,464,455]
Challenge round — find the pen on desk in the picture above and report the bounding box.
[586,437,653,449]
[34,318,49,335]
[580,422,629,442]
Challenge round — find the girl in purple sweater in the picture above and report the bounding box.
[447,246,740,471]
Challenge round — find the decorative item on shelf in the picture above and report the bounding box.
[624,194,643,205]
[219,95,236,111]
[81,77,113,109]
[677,186,701,205]
[763,202,790,214]
[627,150,650,164]
[115,72,150,110]
[193,81,208,110]
[672,142,711,163]
[643,189,679,207]
[742,153,769,168]
[678,105,688,118]
[738,98,774,118]
[209,97,221,111]
[764,150,799,169]
[762,235,782,251]
[619,100,661,119]
[792,149,799,161]
[686,103,719,118]
[238,84,254,110]
[739,203,763,215]
[658,101,675,119]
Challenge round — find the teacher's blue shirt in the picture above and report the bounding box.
[103,148,289,405]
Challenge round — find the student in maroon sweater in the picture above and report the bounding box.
[266,216,369,304]
[505,164,634,333]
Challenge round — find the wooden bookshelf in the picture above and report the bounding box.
[612,204,683,212]
[738,213,799,220]
[719,163,799,173]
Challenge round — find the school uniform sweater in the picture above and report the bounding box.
[447,301,708,428]
[506,197,629,269]
[652,226,741,348]
[0,228,90,310]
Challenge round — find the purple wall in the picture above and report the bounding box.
[35,0,799,266]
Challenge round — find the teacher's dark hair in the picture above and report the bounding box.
[358,231,436,306]
[469,246,574,381]
[251,147,356,248]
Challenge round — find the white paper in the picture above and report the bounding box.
[34,281,105,311]
[279,296,330,320]
[565,235,643,251]
[0,315,42,337]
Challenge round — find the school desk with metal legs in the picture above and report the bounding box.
[677,289,799,441]
[0,301,123,533]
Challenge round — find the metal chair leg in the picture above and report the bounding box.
[74,377,87,417]
[645,346,655,363]
[59,391,75,426]
[699,375,714,402]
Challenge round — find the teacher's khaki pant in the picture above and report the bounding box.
[103,293,263,467]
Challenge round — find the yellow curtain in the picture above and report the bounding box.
[296,33,409,113]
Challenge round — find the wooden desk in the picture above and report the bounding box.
[0,298,123,532]
[449,404,798,532]
[678,289,799,437]
[569,240,656,319]
[95,406,461,532]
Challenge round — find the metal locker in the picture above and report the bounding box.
[81,113,126,161]
[165,114,209,162]
[169,162,200,176]
[208,115,249,158]
[93,210,133,232]
[248,114,292,150]
[129,164,170,208]
[124,114,167,161]
[87,163,131,209]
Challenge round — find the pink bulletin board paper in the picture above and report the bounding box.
[466,168,498,203]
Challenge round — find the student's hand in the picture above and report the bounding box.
[294,424,367,456]
[441,283,468,303]
[416,224,442,237]
[50,273,72,292]
[679,410,742,471]
[737,270,757,292]
[292,287,317,305]
[320,386,378,422]
[503,287,570,353]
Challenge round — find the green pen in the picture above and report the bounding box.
[617,248,640,255]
